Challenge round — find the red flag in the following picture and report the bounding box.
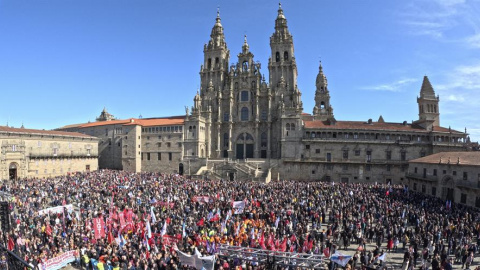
[7,237,15,251]
[210,214,220,222]
[107,231,114,244]
[259,232,266,250]
[46,224,53,236]
[196,218,204,227]
[119,212,126,229]
[280,238,287,252]
[323,247,330,258]
[93,217,106,239]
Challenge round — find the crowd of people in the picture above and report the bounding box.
[0,169,480,270]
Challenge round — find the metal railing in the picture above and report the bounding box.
[0,244,37,270]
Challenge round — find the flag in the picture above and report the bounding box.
[146,219,152,239]
[93,217,106,239]
[378,253,387,261]
[275,217,280,229]
[330,252,352,267]
[210,213,220,222]
[196,218,204,227]
[118,231,126,248]
[323,247,330,258]
[46,224,52,236]
[107,231,114,244]
[7,236,15,251]
[182,222,186,238]
[150,206,157,224]
[161,221,167,236]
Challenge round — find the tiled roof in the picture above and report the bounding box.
[0,126,96,138]
[410,152,480,166]
[59,116,186,129]
[123,116,185,127]
[304,120,463,134]
[79,119,133,128]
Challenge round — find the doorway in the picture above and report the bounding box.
[235,133,254,159]
[179,163,184,175]
[9,163,18,181]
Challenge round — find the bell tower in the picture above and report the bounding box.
[268,3,298,97]
[313,62,334,121]
[200,10,230,97]
[416,75,440,129]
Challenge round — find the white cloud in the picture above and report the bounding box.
[465,34,480,48]
[399,0,480,47]
[361,78,418,92]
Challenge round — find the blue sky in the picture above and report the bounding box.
[0,0,479,141]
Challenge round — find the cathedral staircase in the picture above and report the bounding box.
[195,158,278,183]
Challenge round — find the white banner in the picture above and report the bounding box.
[232,201,245,214]
[330,252,352,267]
[38,204,74,216]
[41,250,77,270]
[176,249,215,270]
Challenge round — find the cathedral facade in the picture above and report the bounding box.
[58,5,470,184]
[184,6,304,161]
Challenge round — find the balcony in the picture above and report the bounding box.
[456,181,480,190]
[29,153,98,159]
[406,173,438,183]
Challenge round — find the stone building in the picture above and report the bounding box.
[407,152,480,208]
[58,5,471,183]
[183,4,468,183]
[0,125,98,180]
[58,111,186,174]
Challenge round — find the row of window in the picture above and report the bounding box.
[413,184,479,207]
[142,126,183,134]
[305,131,464,144]
[307,163,406,175]
[414,167,479,181]
[141,152,173,161]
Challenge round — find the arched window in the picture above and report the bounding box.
[434,105,437,113]
[320,101,325,109]
[241,91,249,101]
[284,51,288,60]
[275,52,280,62]
[261,132,267,147]
[234,82,239,90]
[311,132,316,138]
[243,61,248,71]
[251,80,256,89]
[215,57,219,68]
[207,58,212,69]
[286,123,291,131]
[291,123,295,131]
[223,133,229,147]
[241,107,249,121]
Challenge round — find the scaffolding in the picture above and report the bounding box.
[217,245,327,269]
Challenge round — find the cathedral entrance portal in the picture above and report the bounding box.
[236,133,254,159]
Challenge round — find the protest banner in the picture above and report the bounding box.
[38,204,74,216]
[233,201,246,214]
[41,250,77,270]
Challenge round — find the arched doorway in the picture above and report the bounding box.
[179,163,184,175]
[236,133,254,159]
[9,162,18,181]
[442,176,455,202]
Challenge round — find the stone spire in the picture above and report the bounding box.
[273,2,291,40]
[416,75,440,128]
[96,107,116,122]
[419,75,436,98]
[242,35,249,54]
[313,61,334,121]
[207,9,227,50]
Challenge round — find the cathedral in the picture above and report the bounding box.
[58,4,469,183]
[185,5,308,160]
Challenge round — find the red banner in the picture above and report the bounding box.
[119,212,126,229]
[160,235,181,246]
[193,196,211,204]
[93,217,106,239]
[154,201,175,209]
